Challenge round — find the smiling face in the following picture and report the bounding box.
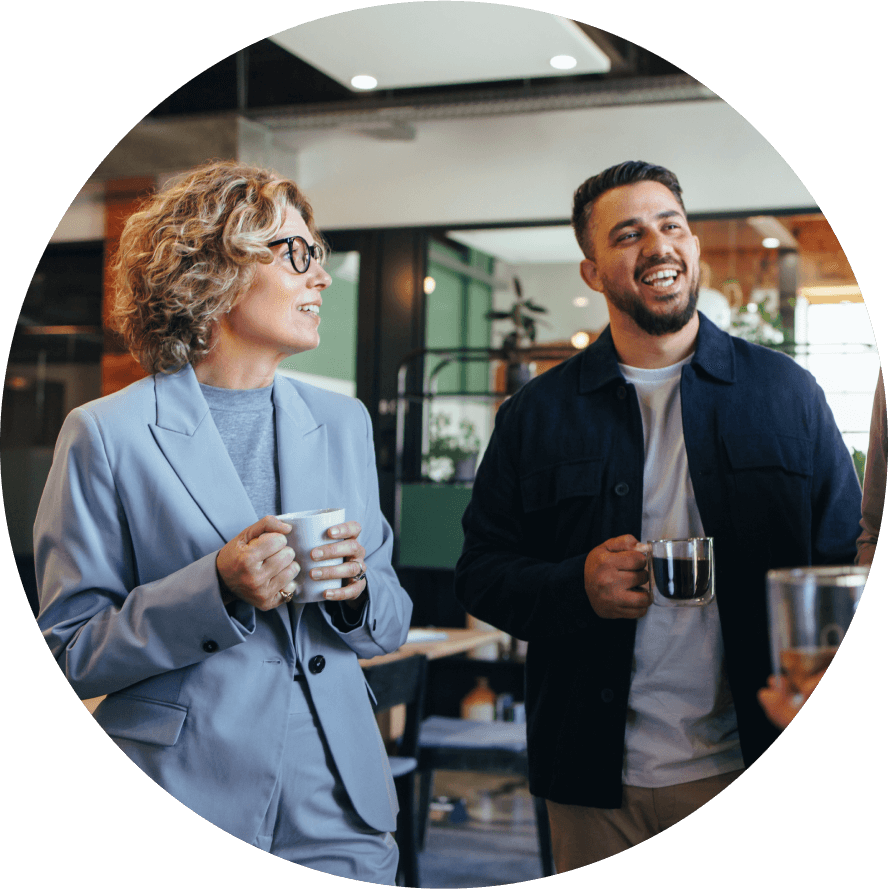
[579,180,701,336]
[218,204,332,367]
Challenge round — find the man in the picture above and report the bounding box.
[455,161,861,870]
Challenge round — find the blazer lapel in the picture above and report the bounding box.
[149,365,257,545]
[273,375,330,514]
[274,375,331,647]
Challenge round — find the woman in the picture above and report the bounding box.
[34,161,412,883]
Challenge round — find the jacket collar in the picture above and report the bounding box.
[150,364,329,538]
[578,310,735,393]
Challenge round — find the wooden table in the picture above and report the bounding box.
[360,626,506,668]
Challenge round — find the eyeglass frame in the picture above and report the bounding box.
[268,235,325,274]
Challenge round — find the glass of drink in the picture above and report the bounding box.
[766,566,868,699]
[646,537,714,607]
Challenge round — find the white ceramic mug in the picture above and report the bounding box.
[277,507,345,603]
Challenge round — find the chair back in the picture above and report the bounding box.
[363,654,428,757]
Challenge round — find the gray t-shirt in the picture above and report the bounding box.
[199,382,280,519]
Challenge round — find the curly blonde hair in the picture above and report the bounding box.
[109,160,326,374]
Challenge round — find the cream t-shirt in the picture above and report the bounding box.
[618,358,743,787]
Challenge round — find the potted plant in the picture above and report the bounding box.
[486,277,549,393]
[425,413,481,482]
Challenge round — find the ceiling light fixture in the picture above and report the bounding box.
[573,296,589,308]
[747,216,799,250]
[423,276,436,295]
[571,331,591,350]
[762,237,780,249]
[549,55,577,70]
[351,74,378,90]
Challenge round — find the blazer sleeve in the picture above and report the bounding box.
[318,399,412,658]
[34,408,255,700]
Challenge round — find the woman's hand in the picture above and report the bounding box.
[216,515,300,611]
[310,520,368,610]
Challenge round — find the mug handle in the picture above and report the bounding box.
[633,542,653,601]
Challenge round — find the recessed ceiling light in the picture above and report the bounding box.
[351,74,378,90]
[571,331,591,349]
[762,237,780,249]
[573,296,589,308]
[550,55,577,70]
[423,276,436,295]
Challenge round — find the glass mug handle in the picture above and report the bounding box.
[633,542,653,602]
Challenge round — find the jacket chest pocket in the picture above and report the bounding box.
[519,459,604,554]
[723,433,812,477]
[521,458,604,511]
[722,433,813,541]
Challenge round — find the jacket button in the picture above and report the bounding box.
[308,655,326,674]
[202,640,219,653]
[614,482,630,496]
[616,386,627,400]
[601,688,614,703]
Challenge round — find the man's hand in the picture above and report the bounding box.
[584,534,651,619]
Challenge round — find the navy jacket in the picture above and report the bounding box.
[455,312,861,807]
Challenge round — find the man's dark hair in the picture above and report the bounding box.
[571,161,686,258]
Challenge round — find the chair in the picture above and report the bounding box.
[417,716,555,878]
[363,654,429,888]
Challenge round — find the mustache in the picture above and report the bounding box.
[635,255,688,281]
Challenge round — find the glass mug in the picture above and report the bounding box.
[645,537,715,607]
[766,565,867,698]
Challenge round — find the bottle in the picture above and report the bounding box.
[460,677,496,721]
[496,692,514,722]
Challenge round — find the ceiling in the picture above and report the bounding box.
[269,6,611,91]
[147,6,693,119]
[136,5,712,264]
[132,4,782,266]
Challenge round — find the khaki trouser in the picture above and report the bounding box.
[546,770,743,872]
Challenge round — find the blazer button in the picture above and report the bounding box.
[308,655,326,674]
[614,482,630,496]
[202,640,219,653]
[601,688,614,703]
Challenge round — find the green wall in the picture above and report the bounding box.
[425,245,494,393]
[280,257,358,383]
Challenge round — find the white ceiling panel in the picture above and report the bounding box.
[447,225,584,264]
[270,4,610,92]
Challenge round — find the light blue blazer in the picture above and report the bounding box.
[35,364,412,841]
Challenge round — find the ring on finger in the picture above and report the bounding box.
[280,588,295,603]
[353,561,367,583]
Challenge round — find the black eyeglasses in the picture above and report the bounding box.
[268,235,324,274]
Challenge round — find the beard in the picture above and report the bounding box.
[603,264,700,336]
